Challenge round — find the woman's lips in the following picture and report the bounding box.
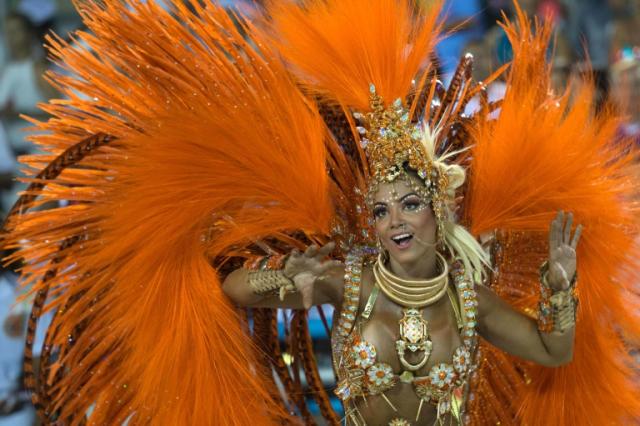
[390,233,413,250]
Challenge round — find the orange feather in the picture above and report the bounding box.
[4,1,334,424]
[266,0,443,110]
[467,5,640,425]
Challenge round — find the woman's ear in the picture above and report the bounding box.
[442,164,465,196]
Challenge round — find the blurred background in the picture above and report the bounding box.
[0,0,639,424]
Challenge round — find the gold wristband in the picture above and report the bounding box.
[538,262,578,333]
[247,269,296,301]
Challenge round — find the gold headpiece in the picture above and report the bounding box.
[355,84,438,187]
[356,85,465,244]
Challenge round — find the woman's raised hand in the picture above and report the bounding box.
[547,211,583,291]
[284,241,342,309]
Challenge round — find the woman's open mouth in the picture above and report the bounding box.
[390,233,413,249]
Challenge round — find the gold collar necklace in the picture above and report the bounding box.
[373,252,449,308]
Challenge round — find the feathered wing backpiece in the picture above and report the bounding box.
[267,0,442,112]
[465,6,640,425]
[1,1,340,424]
[5,0,639,424]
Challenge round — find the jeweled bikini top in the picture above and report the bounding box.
[332,248,479,423]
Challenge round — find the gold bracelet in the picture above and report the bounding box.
[247,269,296,301]
[537,262,578,333]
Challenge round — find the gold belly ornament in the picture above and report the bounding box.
[396,308,432,381]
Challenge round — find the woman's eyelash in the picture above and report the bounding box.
[373,207,387,217]
[403,199,422,207]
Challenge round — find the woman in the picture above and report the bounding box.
[224,157,581,425]
[1,0,637,425]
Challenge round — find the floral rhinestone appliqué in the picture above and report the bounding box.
[366,362,394,389]
[429,363,456,390]
[452,347,471,375]
[351,340,377,369]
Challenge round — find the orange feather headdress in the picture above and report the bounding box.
[1,0,638,425]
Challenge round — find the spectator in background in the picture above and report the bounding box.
[0,264,33,426]
[0,12,56,156]
[0,12,58,212]
[0,40,6,71]
[0,123,16,200]
[0,256,50,426]
[609,0,640,144]
[536,0,565,24]
[16,0,57,45]
[433,0,486,84]
[479,0,513,29]
[533,0,573,94]
[562,0,613,109]
[463,35,507,118]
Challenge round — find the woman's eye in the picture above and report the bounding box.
[403,200,422,211]
[373,207,387,219]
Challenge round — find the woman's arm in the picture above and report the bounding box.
[476,284,575,366]
[222,242,345,309]
[476,211,582,367]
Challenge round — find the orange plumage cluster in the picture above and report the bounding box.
[4,1,333,424]
[466,6,640,425]
[1,0,638,425]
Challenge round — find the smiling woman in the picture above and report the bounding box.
[2,0,639,425]
[372,169,464,280]
[221,52,585,425]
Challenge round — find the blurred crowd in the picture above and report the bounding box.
[0,0,639,424]
[436,0,640,138]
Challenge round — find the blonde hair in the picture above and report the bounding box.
[424,127,490,280]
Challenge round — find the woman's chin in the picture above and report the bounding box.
[387,245,425,265]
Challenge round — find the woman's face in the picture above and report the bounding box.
[372,176,437,266]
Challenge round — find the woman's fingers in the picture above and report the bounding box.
[316,241,335,257]
[570,224,583,249]
[549,211,562,251]
[312,259,342,276]
[564,212,573,244]
[304,244,318,258]
[550,210,583,251]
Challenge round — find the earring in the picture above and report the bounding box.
[376,237,388,260]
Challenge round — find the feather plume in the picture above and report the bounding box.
[466,5,640,425]
[266,0,443,110]
[3,1,334,424]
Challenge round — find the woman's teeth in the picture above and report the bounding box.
[391,233,413,247]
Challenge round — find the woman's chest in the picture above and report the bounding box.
[355,296,464,378]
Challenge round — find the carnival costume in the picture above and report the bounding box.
[1,0,639,425]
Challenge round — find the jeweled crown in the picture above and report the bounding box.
[355,84,436,186]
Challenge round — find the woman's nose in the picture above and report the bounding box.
[389,204,403,227]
